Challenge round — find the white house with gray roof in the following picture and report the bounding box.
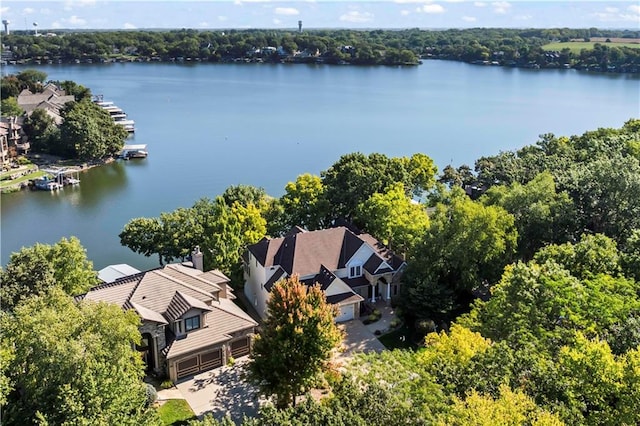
[78,250,257,382]
[243,226,406,322]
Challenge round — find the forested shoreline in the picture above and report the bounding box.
[2,27,639,72]
[2,113,639,424]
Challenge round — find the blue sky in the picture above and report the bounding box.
[1,1,639,31]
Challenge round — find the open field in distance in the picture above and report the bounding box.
[543,38,640,53]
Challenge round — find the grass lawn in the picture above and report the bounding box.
[0,170,47,189]
[378,323,421,350]
[157,399,196,426]
[542,41,640,54]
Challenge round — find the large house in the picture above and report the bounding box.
[243,226,406,322]
[78,249,257,382]
[17,83,75,125]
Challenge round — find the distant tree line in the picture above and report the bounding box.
[1,27,639,71]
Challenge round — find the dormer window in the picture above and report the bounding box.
[184,315,201,331]
[349,264,362,278]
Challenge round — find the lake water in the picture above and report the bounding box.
[2,61,639,270]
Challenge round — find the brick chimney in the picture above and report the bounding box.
[192,246,204,272]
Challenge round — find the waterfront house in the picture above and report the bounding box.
[78,248,257,382]
[243,226,406,322]
[0,116,29,163]
[17,83,75,125]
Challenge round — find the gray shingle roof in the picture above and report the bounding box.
[164,291,212,323]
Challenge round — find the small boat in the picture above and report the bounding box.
[33,176,62,191]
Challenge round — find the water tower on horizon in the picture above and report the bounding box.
[33,22,38,36]
[2,20,9,35]
[298,20,302,33]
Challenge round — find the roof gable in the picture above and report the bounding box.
[164,291,212,323]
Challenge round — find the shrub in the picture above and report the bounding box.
[390,318,401,328]
[160,380,174,390]
[368,314,379,323]
[227,356,235,366]
[144,383,158,407]
[373,309,381,317]
[416,319,437,336]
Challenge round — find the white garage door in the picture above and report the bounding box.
[335,304,354,322]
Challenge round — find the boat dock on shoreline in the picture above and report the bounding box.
[93,95,135,133]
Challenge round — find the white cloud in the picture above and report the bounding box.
[23,7,35,14]
[273,18,282,24]
[394,0,433,3]
[400,9,411,16]
[40,8,52,15]
[275,7,299,16]
[492,1,511,14]
[592,4,640,23]
[462,16,477,22]
[515,14,532,21]
[0,7,10,14]
[123,22,136,29]
[68,15,86,25]
[64,0,96,11]
[474,2,487,7]
[198,22,209,28]
[51,21,62,29]
[418,4,445,14]
[218,16,228,21]
[339,11,374,23]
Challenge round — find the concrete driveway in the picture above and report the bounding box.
[339,319,387,356]
[173,320,387,422]
[175,357,265,423]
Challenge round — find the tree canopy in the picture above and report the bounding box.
[248,275,342,408]
[1,289,158,425]
[0,236,98,312]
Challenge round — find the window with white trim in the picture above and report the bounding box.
[349,264,362,278]
[184,315,201,331]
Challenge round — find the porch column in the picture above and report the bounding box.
[386,282,391,301]
[152,335,160,372]
[371,284,376,303]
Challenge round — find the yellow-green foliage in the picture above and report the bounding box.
[435,384,564,426]
[419,324,491,367]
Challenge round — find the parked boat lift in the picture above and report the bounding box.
[120,144,148,159]
[33,168,81,191]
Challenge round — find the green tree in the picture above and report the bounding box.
[481,172,576,258]
[22,108,60,153]
[435,384,564,426]
[1,289,158,425]
[533,233,622,280]
[16,69,47,92]
[248,275,342,408]
[356,182,429,254]
[321,152,436,220]
[279,173,330,231]
[58,79,92,101]
[621,229,640,281]
[0,237,98,312]
[402,188,517,320]
[463,259,640,349]
[119,217,165,265]
[0,97,23,117]
[59,99,128,159]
